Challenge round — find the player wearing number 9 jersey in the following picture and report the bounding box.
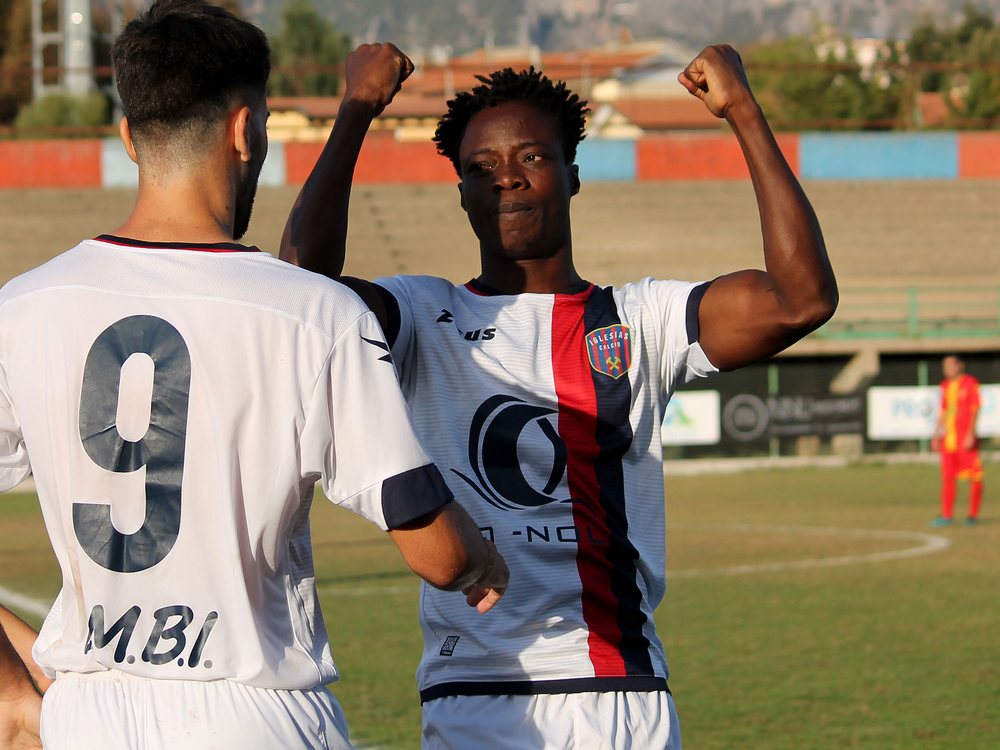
[0,2,507,749]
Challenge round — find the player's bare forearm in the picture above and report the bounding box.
[389,501,509,613]
[279,43,414,279]
[0,609,49,695]
[679,46,837,370]
[733,99,835,323]
[280,98,376,276]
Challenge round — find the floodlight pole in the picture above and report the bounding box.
[31,0,61,99]
[64,0,95,95]
[31,0,95,99]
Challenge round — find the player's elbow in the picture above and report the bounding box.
[391,507,478,590]
[785,286,839,334]
[410,536,490,592]
[419,554,471,590]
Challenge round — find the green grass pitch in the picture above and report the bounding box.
[1,463,997,749]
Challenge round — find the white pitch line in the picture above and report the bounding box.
[0,527,951,615]
[669,523,950,578]
[317,584,414,597]
[0,584,51,619]
[315,525,950,594]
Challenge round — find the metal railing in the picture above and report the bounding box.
[816,285,1000,339]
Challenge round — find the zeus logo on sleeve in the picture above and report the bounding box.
[85,603,219,670]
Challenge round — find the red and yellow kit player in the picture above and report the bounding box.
[932,355,983,525]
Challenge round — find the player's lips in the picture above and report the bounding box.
[493,202,534,216]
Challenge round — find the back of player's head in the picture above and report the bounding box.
[433,67,589,175]
[113,0,270,151]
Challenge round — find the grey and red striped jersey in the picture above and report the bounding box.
[374,275,716,701]
[0,236,451,690]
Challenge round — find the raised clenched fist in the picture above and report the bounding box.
[343,43,415,117]
[678,44,757,121]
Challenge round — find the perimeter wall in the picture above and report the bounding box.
[3,131,1000,188]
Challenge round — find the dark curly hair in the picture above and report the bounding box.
[433,67,590,175]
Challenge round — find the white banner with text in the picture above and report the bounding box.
[662,390,721,446]
[867,384,1000,440]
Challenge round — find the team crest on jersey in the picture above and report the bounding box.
[586,324,632,379]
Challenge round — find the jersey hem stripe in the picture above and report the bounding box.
[419,676,669,702]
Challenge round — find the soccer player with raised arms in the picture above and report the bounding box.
[0,2,506,748]
[283,43,837,748]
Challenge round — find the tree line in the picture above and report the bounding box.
[746,3,1000,130]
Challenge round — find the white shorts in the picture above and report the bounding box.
[40,670,353,750]
[422,690,681,750]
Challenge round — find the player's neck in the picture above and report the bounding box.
[114,166,238,245]
[477,249,583,295]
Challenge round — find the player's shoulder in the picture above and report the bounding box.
[374,274,460,306]
[0,240,93,303]
[375,274,456,293]
[250,256,373,330]
[614,276,703,307]
[616,276,697,293]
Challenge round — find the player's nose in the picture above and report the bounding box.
[493,160,527,191]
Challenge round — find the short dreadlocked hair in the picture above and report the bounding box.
[433,67,590,175]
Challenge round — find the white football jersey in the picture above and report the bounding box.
[0,236,451,690]
[374,275,716,701]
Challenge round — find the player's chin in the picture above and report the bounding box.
[489,236,559,262]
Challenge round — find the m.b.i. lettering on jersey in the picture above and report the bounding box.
[85,603,219,669]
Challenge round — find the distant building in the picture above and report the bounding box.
[267,94,447,143]
[266,38,722,142]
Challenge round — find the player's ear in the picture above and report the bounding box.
[119,117,138,165]
[232,105,253,163]
[569,164,581,197]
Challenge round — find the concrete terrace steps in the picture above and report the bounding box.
[333,181,1000,288]
[2,182,999,351]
